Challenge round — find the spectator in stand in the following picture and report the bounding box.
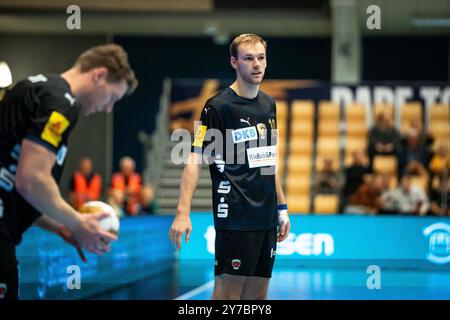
[69,157,102,209]
[107,188,126,218]
[344,174,385,214]
[368,111,401,169]
[380,174,429,216]
[316,157,340,194]
[429,143,450,182]
[405,119,434,149]
[398,128,431,177]
[111,156,142,216]
[341,149,372,210]
[137,184,159,215]
[429,177,449,216]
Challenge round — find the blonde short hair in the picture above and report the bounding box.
[229,33,267,59]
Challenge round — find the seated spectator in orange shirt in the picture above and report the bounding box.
[111,156,142,215]
[69,157,102,209]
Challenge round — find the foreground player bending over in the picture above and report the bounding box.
[0,44,138,299]
[169,34,291,300]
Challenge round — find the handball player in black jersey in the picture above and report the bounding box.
[169,34,291,300]
[0,44,137,299]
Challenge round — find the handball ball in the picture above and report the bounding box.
[79,201,120,235]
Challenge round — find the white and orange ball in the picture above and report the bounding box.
[79,201,120,235]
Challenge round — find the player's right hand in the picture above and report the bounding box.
[169,214,192,250]
[72,212,118,255]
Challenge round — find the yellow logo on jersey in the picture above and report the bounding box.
[41,111,70,147]
[268,118,276,129]
[192,125,207,147]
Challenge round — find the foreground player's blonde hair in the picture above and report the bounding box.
[74,44,138,94]
[229,33,267,59]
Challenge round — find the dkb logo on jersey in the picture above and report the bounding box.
[232,127,257,144]
[423,223,450,264]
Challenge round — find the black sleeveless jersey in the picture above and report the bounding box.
[192,87,278,231]
[0,74,80,244]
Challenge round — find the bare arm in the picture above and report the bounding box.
[16,139,81,231]
[275,171,290,242]
[169,152,201,249]
[34,214,64,233]
[34,215,87,262]
[275,171,286,206]
[176,153,202,215]
[16,139,116,253]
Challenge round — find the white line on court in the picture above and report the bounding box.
[174,280,215,300]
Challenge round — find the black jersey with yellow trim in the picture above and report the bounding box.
[0,74,80,244]
[191,87,278,231]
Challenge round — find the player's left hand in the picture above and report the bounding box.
[277,210,291,242]
[57,225,87,262]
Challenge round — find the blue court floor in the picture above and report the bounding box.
[90,263,450,300]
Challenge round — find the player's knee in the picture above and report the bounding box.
[212,287,242,300]
[241,287,268,300]
[212,279,243,300]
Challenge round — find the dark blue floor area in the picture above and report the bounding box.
[90,262,450,300]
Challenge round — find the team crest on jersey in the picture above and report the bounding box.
[268,118,277,140]
[41,111,70,147]
[268,118,276,129]
[0,283,7,299]
[257,123,267,139]
[231,259,241,270]
[192,125,207,148]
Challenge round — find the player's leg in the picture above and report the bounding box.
[240,276,270,300]
[0,235,19,300]
[211,274,245,300]
[240,227,277,300]
[212,229,260,300]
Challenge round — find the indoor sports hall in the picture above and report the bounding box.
[0,0,449,301]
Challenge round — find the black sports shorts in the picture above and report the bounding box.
[0,234,19,300]
[214,228,277,278]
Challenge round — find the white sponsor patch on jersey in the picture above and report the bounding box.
[246,145,277,168]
